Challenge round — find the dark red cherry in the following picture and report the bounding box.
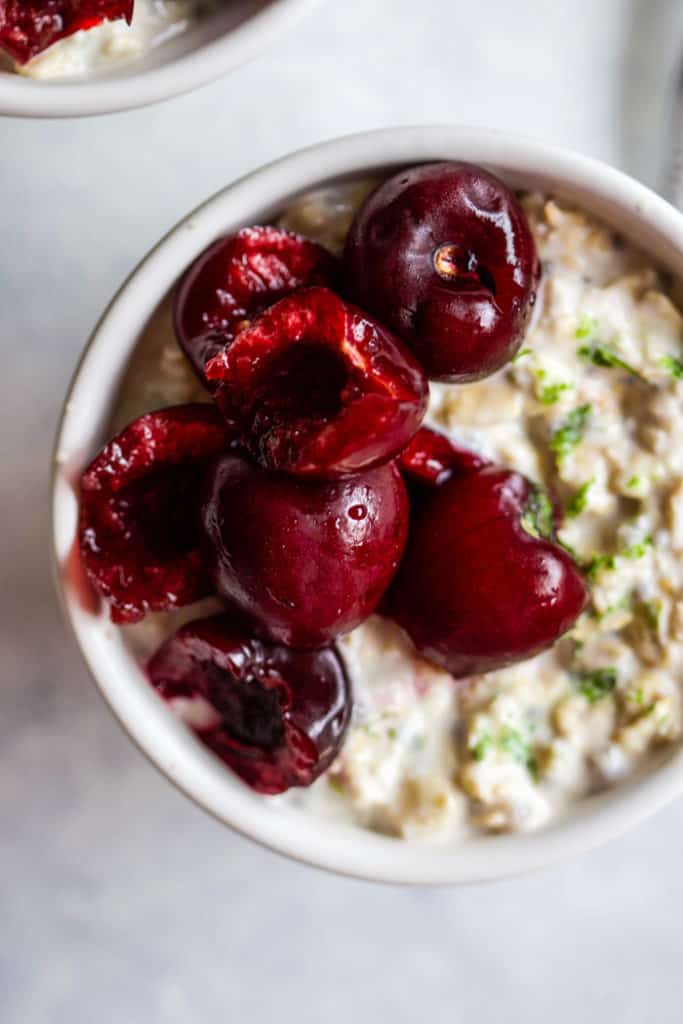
[174,227,338,386]
[200,453,409,648]
[398,426,491,488]
[344,162,540,382]
[205,286,428,478]
[79,404,234,624]
[384,467,588,677]
[0,0,133,63]
[147,614,351,794]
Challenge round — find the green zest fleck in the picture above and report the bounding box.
[387,726,398,741]
[583,536,652,581]
[622,535,653,560]
[627,475,643,490]
[470,727,537,778]
[498,726,529,762]
[585,552,617,580]
[470,733,493,761]
[527,755,540,783]
[540,381,573,405]
[628,689,658,717]
[328,777,345,795]
[521,486,555,540]
[567,478,595,518]
[512,346,532,362]
[498,726,538,779]
[661,354,683,380]
[575,314,599,339]
[638,598,662,631]
[550,404,591,464]
[595,593,632,621]
[578,343,643,379]
[574,667,618,703]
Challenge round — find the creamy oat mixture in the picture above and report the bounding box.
[12,1,202,80]
[116,178,683,842]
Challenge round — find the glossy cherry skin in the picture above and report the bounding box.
[398,426,490,488]
[174,227,338,386]
[344,162,540,383]
[205,286,428,479]
[384,467,588,677]
[0,1,133,63]
[200,453,409,648]
[147,614,351,794]
[79,404,234,624]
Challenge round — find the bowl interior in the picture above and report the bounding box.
[52,127,683,883]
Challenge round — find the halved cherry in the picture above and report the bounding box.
[0,1,133,64]
[205,286,429,478]
[79,404,234,624]
[398,426,491,488]
[174,227,338,385]
[147,614,351,793]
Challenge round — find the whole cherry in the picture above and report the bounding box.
[344,162,540,382]
[147,614,351,794]
[200,453,409,648]
[384,466,588,676]
[205,286,428,479]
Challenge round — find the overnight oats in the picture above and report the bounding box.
[76,161,683,844]
[0,1,211,78]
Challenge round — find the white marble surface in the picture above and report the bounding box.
[4,1,683,1020]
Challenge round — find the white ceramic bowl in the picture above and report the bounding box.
[0,0,315,118]
[53,125,683,884]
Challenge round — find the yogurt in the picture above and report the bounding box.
[14,1,200,80]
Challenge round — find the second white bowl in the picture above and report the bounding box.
[0,0,317,118]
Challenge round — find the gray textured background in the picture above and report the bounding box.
[3,1,683,1020]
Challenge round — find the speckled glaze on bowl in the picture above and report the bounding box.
[52,126,683,884]
[0,0,316,118]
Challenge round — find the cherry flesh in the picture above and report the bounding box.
[174,227,338,386]
[147,614,351,793]
[344,162,540,383]
[79,404,233,623]
[0,1,133,63]
[205,286,428,478]
[200,453,409,648]
[384,466,588,677]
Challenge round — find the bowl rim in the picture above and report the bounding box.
[0,0,316,118]
[52,124,683,885]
